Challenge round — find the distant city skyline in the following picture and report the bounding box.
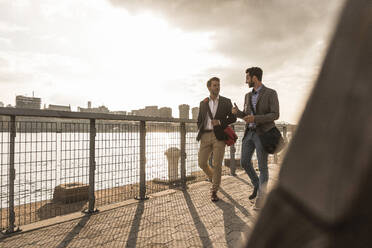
[5,94,201,119]
[0,93,202,119]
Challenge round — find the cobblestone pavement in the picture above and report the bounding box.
[0,164,280,248]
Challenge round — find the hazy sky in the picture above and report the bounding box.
[0,0,345,123]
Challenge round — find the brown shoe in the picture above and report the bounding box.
[211,191,219,202]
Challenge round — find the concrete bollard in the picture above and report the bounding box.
[164,147,180,181]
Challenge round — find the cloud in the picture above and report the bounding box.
[0,56,8,67]
[0,71,34,83]
[108,0,346,123]
[0,55,31,84]
[0,21,28,33]
[109,0,344,64]
[0,37,12,48]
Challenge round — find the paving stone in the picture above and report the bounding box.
[0,170,280,248]
[100,239,127,248]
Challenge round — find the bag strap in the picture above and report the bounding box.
[205,99,214,120]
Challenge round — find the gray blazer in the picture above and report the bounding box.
[236,85,279,135]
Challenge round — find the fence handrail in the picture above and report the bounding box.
[0,107,294,129]
[0,107,196,123]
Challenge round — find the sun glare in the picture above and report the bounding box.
[82,3,229,93]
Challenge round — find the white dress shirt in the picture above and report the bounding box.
[204,95,219,130]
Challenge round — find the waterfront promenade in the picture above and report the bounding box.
[0,163,280,247]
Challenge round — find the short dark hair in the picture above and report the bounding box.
[245,67,263,81]
[207,77,220,87]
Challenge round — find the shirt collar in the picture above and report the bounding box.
[209,95,219,101]
[252,85,263,94]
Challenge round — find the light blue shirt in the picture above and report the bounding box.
[249,85,262,128]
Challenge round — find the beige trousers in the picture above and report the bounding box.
[198,132,226,192]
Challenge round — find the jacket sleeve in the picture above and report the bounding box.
[254,90,280,124]
[197,101,203,129]
[221,99,237,128]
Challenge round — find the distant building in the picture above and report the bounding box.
[0,102,4,107]
[16,95,41,109]
[46,104,71,112]
[78,101,109,113]
[130,106,161,117]
[111,111,127,115]
[143,106,158,117]
[78,105,109,113]
[159,107,172,118]
[130,110,140,116]
[191,107,199,120]
[129,105,174,118]
[133,109,145,116]
[179,104,190,119]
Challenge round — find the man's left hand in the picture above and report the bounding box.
[211,120,220,126]
[243,115,255,123]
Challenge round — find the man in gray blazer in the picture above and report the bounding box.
[232,67,279,209]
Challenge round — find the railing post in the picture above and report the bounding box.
[85,119,98,214]
[5,116,18,234]
[136,120,148,200]
[230,124,237,176]
[180,122,187,189]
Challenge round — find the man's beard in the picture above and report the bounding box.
[248,82,254,87]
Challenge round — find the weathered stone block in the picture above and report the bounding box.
[53,182,89,204]
[224,158,240,168]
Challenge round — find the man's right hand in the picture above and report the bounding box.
[232,103,239,115]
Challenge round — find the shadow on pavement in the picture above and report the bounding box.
[182,190,213,247]
[125,201,145,248]
[219,188,253,219]
[234,176,253,187]
[215,199,250,248]
[56,215,90,248]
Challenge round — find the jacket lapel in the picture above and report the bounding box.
[202,99,209,122]
[247,93,252,115]
[215,96,223,118]
[256,85,266,108]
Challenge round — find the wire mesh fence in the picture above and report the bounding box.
[0,121,59,230]
[145,122,180,194]
[95,121,140,207]
[56,122,90,216]
[0,114,292,233]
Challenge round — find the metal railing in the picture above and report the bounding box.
[0,107,294,234]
